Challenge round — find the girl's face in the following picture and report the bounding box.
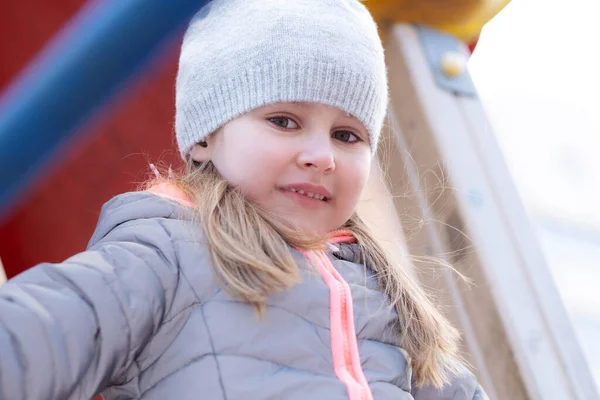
[191,102,372,236]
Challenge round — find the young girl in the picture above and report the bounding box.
[0,1,488,399]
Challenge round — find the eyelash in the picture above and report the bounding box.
[267,116,361,143]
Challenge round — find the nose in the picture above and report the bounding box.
[297,134,335,173]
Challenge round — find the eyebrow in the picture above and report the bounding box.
[288,102,363,128]
[290,101,310,109]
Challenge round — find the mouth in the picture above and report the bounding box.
[278,183,332,206]
[283,187,329,202]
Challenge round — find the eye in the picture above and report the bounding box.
[269,116,299,129]
[332,130,360,143]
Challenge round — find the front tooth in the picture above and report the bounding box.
[307,192,315,198]
[290,188,297,192]
[297,190,305,195]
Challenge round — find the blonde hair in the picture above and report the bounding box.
[152,159,463,388]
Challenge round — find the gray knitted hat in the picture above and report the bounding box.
[175,0,388,158]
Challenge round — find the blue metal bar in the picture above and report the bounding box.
[0,0,209,218]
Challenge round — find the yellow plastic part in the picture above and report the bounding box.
[440,51,468,77]
[365,0,510,42]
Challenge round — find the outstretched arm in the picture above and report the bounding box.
[0,219,179,400]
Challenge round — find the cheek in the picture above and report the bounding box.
[338,156,372,207]
[212,138,288,197]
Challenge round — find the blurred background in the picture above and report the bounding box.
[0,1,184,274]
[0,0,598,397]
[469,0,600,385]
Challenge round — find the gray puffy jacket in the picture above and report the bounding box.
[0,190,488,400]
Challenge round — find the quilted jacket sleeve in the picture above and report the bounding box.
[411,366,490,400]
[0,218,180,400]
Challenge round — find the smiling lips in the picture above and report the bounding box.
[285,187,326,201]
[280,183,332,203]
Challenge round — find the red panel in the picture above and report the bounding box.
[468,37,479,54]
[0,2,182,278]
[0,0,83,92]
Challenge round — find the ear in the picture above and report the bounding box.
[189,142,210,163]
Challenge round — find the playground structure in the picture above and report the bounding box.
[0,1,597,399]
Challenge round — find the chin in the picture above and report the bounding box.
[289,221,327,237]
